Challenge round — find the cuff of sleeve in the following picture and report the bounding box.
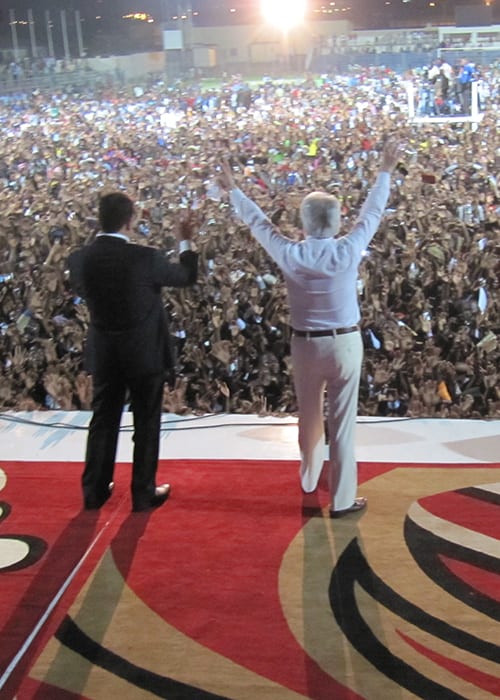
[179,240,192,253]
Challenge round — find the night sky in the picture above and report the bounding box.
[0,0,497,56]
[2,0,496,26]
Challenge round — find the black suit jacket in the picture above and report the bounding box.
[68,236,198,379]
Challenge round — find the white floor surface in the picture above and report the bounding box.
[0,412,498,465]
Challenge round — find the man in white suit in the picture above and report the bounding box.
[217,138,402,517]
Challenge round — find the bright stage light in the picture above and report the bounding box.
[261,0,307,31]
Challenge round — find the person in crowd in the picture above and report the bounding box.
[457,58,477,114]
[428,57,454,113]
[68,192,198,511]
[215,139,403,516]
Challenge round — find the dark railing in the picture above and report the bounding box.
[0,69,117,97]
[311,47,500,74]
[311,50,438,74]
[437,47,500,65]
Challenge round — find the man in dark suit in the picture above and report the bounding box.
[68,192,198,512]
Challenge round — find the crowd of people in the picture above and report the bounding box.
[0,64,499,419]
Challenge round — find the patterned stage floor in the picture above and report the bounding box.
[1,413,499,699]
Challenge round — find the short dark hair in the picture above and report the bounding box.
[98,192,135,233]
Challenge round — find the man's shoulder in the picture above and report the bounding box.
[97,239,160,260]
[70,239,156,258]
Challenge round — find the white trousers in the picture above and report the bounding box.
[291,331,363,510]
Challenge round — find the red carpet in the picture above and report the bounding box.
[1,459,499,699]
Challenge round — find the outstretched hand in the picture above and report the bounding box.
[216,159,236,192]
[176,210,197,242]
[380,138,405,174]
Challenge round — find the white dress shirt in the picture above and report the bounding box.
[229,172,391,330]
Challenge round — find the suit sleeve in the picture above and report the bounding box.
[151,249,198,288]
[67,249,85,296]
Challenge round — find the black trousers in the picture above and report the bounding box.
[82,371,165,509]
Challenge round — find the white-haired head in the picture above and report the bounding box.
[300,192,341,239]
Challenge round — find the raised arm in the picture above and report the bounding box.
[215,160,293,267]
[154,211,199,287]
[379,138,404,175]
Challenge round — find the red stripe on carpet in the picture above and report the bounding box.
[439,555,500,602]
[418,491,500,539]
[398,629,500,694]
[15,676,89,699]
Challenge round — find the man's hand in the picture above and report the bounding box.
[380,139,405,174]
[175,211,196,242]
[217,159,236,192]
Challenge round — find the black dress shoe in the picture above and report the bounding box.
[84,482,114,510]
[132,484,171,512]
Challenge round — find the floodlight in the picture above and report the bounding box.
[261,0,307,31]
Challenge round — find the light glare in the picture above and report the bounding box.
[261,0,307,30]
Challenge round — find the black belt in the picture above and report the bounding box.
[292,325,359,338]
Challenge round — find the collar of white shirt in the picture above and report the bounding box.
[96,232,129,242]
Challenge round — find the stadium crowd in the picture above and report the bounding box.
[0,64,499,418]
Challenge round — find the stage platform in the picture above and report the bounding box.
[1,412,499,699]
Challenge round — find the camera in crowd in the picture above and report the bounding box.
[49,227,65,244]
